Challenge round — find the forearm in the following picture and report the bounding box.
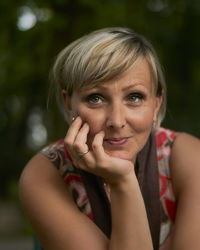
[109,172,153,250]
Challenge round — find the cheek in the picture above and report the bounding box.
[77,107,105,134]
[128,108,154,131]
[78,109,105,149]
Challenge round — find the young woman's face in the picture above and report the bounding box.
[66,58,162,162]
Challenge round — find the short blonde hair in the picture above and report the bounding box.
[52,27,166,126]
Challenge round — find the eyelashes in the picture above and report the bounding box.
[127,93,144,103]
[85,92,145,106]
[86,93,103,104]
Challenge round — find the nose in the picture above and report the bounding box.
[106,102,126,129]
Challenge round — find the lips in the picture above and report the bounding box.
[104,137,130,145]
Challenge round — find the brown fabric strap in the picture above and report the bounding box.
[79,170,111,237]
[79,132,160,249]
[136,132,160,249]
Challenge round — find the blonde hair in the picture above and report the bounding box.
[52,27,166,126]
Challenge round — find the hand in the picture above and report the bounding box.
[64,117,134,185]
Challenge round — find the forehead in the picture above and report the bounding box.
[73,57,156,98]
[120,58,152,84]
[92,58,153,91]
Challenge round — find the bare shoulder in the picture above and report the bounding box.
[19,153,59,184]
[170,132,200,197]
[170,133,200,249]
[19,153,78,248]
[19,153,76,217]
[19,154,108,250]
[19,153,69,199]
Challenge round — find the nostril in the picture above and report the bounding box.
[106,118,126,129]
[106,105,126,129]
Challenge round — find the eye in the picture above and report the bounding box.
[86,93,103,105]
[127,93,144,104]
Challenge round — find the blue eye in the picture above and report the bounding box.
[87,94,103,104]
[128,93,144,103]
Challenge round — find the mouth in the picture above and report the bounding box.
[104,136,131,146]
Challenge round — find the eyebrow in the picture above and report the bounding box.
[90,83,147,92]
[121,84,146,91]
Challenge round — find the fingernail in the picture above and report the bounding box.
[84,123,89,128]
[76,116,82,122]
[71,116,81,122]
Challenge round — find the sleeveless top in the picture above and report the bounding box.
[40,127,177,250]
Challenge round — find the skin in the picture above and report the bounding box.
[19,56,200,250]
[63,58,162,176]
[170,133,200,249]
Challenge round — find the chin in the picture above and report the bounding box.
[105,150,134,162]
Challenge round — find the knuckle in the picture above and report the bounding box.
[92,141,99,150]
[95,156,105,167]
[73,142,82,151]
[86,161,94,169]
[64,138,72,148]
[97,161,107,169]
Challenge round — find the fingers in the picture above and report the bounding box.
[64,117,95,169]
[64,117,109,174]
[73,123,89,152]
[65,116,88,154]
[64,117,134,183]
[92,131,105,160]
[65,116,82,146]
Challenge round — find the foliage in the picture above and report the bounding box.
[0,0,200,198]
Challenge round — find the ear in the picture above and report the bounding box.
[153,96,163,121]
[62,90,72,117]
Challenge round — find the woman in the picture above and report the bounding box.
[19,27,200,250]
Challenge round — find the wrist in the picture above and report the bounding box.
[109,170,138,192]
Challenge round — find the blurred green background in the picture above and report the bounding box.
[0,0,200,247]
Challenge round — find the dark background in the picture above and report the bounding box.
[0,0,200,241]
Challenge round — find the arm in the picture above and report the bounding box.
[170,133,200,250]
[109,175,153,250]
[19,154,109,250]
[19,117,153,250]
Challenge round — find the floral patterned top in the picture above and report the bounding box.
[40,127,177,249]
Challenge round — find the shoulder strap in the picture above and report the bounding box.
[136,132,160,250]
[79,170,112,238]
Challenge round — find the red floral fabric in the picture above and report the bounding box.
[155,127,177,249]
